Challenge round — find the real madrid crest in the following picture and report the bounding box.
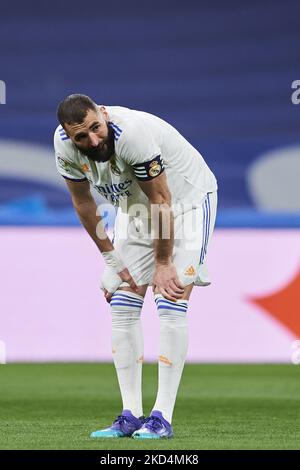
[110,159,121,176]
[148,160,162,177]
[81,163,90,173]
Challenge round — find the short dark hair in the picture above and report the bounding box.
[57,94,97,127]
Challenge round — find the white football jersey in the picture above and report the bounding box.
[54,106,217,216]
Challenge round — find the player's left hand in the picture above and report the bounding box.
[153,262,184,302]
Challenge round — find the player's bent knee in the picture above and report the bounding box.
[153,283,193,301]
[154,293,189,316]
[118,284,148,298]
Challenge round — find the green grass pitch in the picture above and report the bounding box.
[0,363,300,450]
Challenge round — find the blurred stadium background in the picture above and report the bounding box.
[0,0,300,365]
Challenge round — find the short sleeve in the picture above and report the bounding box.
[54,126,87,182]
[117,121,165,181]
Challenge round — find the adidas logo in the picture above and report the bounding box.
[184,265,196,276]
[158,355,172,366]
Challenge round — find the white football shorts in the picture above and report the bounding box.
[101,191,217,289]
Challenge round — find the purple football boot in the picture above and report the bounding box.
[90,410,144,438]
[132,410,173,439]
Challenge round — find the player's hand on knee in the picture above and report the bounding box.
[118,268,138,292]
[153,262,184,302]
[100,269,122,302]
[100,267,138,303]
[103,289,111,303]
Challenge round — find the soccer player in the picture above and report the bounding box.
[54,94,218,439]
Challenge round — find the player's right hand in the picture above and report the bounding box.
[105,268,138,303]
[117,268,138,291]
[100,267,138,303]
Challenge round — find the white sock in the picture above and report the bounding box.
[152,294,188,423]
[110,290,144,418]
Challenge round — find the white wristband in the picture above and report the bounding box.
[102,249,125,273]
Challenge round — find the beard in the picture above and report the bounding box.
[76,125,115,162]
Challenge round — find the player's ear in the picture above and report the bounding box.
[62,122,71,137]
[99,105,109,121]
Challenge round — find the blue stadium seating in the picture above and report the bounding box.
[0,0,299,226]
